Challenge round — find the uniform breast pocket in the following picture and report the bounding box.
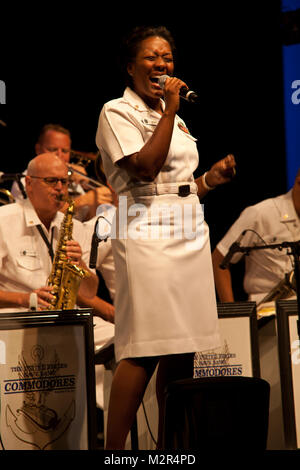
[260,235,293,272]
[262,234,292,250]
[16,252,41,271]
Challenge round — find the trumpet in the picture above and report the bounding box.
[70,149,98,167]
[67,165,107,191]
[70,150,107,186]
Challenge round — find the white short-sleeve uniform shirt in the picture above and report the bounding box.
[0,198,92,313]
[217,190,300,303]
[96,87,220,361]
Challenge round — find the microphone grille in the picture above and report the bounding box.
[158,75,169,89]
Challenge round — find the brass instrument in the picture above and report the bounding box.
[47,199,90,310]
[257,270,297,308]
[70,150,108,187]
[67,165,107,191]
[0,188,15,205]
[67,149,109,199]
[70,149,98,168]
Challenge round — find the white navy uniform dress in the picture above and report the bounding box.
[96,87,220,362]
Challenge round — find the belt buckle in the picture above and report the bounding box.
[178,184,190,197]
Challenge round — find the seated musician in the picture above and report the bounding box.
[0,153,98,312]
[212,168,300,309]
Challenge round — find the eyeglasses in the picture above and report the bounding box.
[29,176,69,186]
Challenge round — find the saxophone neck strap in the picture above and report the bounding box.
[36,225,55,262]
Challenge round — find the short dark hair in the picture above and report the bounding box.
[37,123,71,143]
[121,25,176,87]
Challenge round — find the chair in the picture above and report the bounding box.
[163,376,270,450]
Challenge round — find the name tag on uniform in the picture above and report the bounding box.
[141,118,158,126]
[20,250,37,258]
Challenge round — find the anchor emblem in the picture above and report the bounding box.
[5,401,75,450]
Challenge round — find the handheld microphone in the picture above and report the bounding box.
[158,75,199,103]
[0,172,24,182]
[219,230,247,270]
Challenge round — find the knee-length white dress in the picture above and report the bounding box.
[96,87,220,362]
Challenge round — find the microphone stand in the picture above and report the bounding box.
[89,216,110,269]
[232,240,300,338]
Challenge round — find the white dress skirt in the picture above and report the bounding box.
[111,191,220,362]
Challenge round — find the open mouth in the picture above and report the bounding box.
[150,75,166,85]
[150,77,163,90]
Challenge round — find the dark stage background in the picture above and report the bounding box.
[0,1,289,299]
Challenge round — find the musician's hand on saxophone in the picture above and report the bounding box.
[0,288,54,310]
[32,286,56,310]
[66,239,83,266]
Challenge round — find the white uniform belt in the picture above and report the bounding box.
[122,182,198,197]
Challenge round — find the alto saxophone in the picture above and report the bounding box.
[47,198,90,310]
